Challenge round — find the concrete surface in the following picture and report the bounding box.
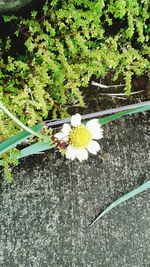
[0,113,150,267]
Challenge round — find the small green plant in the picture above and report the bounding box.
[0,101,150,182]
[1,0,149,141]
[0,0,149,181]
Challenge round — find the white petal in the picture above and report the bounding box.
[54,132,65,139]
[76,148,88,162]
[86,120,103,140]
[66,145,77,160]
[86,119,100,129]
[54,132,68,142]
[87,140,100,155]
[62,123,71,135]
[91,128,103,140]
[71,113,82,127]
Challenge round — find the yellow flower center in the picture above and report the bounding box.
[69,125,92,148]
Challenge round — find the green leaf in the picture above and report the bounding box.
[0,124,43,156]
[1,104,150,166]
[0,140,55,166]
[99,105,150,125]
[17,141,55,159]
[3,15,18,22]
[87,179,150,229]
[31,10,37,18]
[0,102,46,140]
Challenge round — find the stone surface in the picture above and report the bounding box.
[0,0,32,12]
[0,113,150,267]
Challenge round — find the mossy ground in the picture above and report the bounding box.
[0,0,149,181]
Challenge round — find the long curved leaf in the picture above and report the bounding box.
[0,102,47,140]
[0,141,55,165]
[1,104,149,163]
[87,179,150,229]
[17,141,55,159]
[0,124,43,156]
[99,105,150,125]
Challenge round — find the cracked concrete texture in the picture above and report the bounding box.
[0,113,150,267]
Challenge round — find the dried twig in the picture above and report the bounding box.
[109,95,127,100]
[91,81,126,88]
[45,101,150,128]
[98,90,144,96]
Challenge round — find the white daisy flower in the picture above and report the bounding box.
[54,113,103,161]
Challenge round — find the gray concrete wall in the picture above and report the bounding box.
[0,114,150,266]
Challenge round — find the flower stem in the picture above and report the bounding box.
[0,102,48,141]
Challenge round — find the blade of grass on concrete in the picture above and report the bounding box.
[99,105,150,125]
[17,141,55,159]
[87,179,150,229]
[1,104,149,163]
[0,140,55,165]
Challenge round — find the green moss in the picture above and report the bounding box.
[0,0,149,143]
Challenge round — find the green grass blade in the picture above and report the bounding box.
[0,141,55,165]
[87,180,150,229]
[0,124,43,156]
[1,104,149,165]
[17,141,55,159]
[0,102,48,140]
[99,105,150,125]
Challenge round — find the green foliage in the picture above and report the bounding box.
[1,149,20,183]
[0,0,149,181]
[1,102,150,183]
